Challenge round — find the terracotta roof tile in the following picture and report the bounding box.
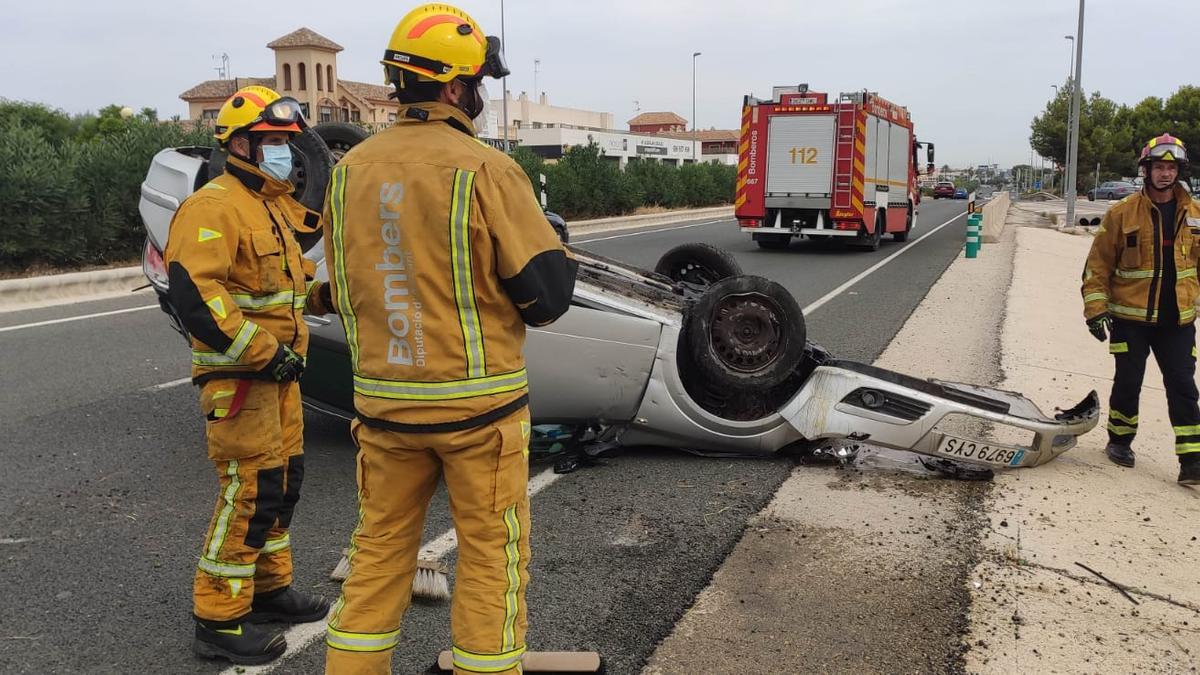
[180,77,277,101]
[267,28,343,52]
[628,111,688,127]
[338,80,394,103]
[651,129,739,143]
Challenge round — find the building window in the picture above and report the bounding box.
[320,106,332,123]
[299,63,307,91]
[201,108,219,120]
[350,109,361,123]
[327,65,334,91]
[316,62,323,91]
[299,102,310,118]
[283,64,292,90]
[388,112,397,122]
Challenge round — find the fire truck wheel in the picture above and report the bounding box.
[654,243,743,293]
[753,233,791,250]
[893,206,913,242]
[313,121,370,161]
[686,275,806,391]
[854,212,883,251]
[206,128,333,250]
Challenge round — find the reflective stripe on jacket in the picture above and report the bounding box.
[323,102,577,431]
[1081,185,1200,325]
[164,157,335,383]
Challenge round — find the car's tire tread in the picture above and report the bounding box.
[685,275,806,391]
[654,243,743,286]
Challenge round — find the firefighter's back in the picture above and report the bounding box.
[326,111,532,429]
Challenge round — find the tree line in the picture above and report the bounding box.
[1030,82,1200,190]
[1,99,735,273]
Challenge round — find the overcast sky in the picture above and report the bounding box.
[4,0,1195,167]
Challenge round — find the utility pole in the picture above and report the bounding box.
[1065,0,1085,230]
[1064,34,1075,197]
[533,58,540,102]
[500,0,508,147]
[692,52,701,164]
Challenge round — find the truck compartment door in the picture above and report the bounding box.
[765,114,836,196]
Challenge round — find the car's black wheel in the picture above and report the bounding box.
[754,233,791,249]
[1087,192,1095,201]
[686,275,806,391]
[654,243,742,295]
[207,127,333,216]
[544,210,569,244]
[313,121,370,161]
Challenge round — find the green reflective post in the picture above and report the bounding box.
[966,213,982,258]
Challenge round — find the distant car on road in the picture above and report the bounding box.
[1087,181,1137,201]
[954,187,968,199]
[933,181,956,199]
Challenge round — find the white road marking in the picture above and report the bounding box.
[802,211,968,316]
[0,304,157,334]
[230,209,963,672]
[225,467,565,675]
[574,218,727,244]
[141,377,192,392]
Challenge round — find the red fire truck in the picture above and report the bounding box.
[734,85,935,250]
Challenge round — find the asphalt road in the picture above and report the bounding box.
[0,199,967,674]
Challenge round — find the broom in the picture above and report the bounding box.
[330,549,451,601]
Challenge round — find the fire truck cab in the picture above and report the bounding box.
[734,85,935,251]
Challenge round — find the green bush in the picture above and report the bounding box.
[0,100,212,270]
[0,99,737,271]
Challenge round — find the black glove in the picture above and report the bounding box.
[265,344,305,382]
[1087,313,1111,342]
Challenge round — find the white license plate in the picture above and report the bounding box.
[936,435,1025,466]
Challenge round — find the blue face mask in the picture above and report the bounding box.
[259,143,293,181]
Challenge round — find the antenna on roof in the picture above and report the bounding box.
[213,53,230,80]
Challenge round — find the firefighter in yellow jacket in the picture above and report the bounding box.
[164,85,335,665]
[322,5,577,673]
[1081,133,1200,484]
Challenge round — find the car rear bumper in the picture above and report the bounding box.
[778,361,1100,468]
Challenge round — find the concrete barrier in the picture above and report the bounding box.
[0,206,735,312]
[0,266,148,312]
[980,192,1011,244]
[568,205,733,236]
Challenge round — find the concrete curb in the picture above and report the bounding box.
[568,206,733,237]
[0,266,146,312]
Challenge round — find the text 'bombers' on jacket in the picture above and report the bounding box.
[1082,184,1200,325]
[164,156,335,385]
[323,101,578,433]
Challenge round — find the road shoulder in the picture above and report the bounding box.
[644,218,1016,673]
[965,221,1200,672]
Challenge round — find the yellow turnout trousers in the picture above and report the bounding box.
[325,408,532,674]
[193,379,305,623]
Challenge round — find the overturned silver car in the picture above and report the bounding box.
[138,125,1099,473]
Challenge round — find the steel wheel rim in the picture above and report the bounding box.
[709,292,784,373]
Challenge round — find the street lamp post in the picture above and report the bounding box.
[692,51,701,164]
[1065,2,1085,231]
[1063,35,1075,198]
[500,0,508,147]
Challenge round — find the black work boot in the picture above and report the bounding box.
[1179,454,1200,485]
[193,619,286,665]
[1105,442,1135,468]
[248,586,331,624]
